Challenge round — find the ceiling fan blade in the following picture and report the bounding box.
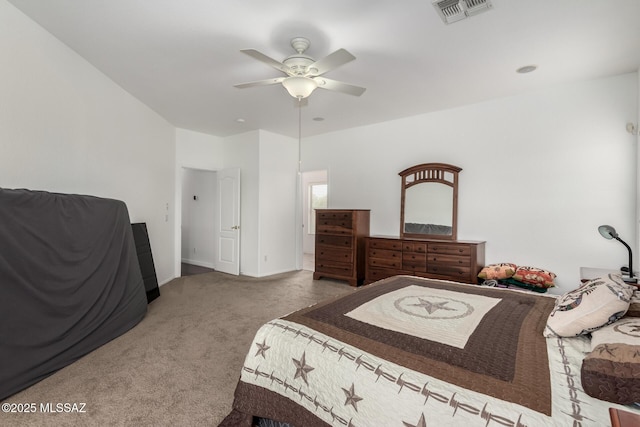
[306,49,355,76]
[313,77,366,97]
[240,49,292,74]
[234,77,285,89]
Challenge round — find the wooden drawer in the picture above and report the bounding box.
[428,243,471,256]
[402,252,427,271]
[369,239,403,251]
[368,256,401,269]
[316,211,353,236]
[368,248,400,260]
[317,217,353,228]
[315,261,353,277]
[428,253,470,266]
[315,235,353,248]
[403,242,427,253]
[316,245,353,263]
[427,263,471,278]
[317,211,352,221]
[317,222,353,235]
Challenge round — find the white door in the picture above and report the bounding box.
[215,168,240,275]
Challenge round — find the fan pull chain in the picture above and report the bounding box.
[298,98,302,174]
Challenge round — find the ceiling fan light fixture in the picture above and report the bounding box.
[235,38,364,98]
[282,76,318,99]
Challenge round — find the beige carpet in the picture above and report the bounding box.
[0,270,353,426]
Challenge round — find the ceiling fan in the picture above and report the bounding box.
[234,37,366,100]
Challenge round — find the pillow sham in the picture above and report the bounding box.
[543,274,634,337]
[581,342,640,405]
[512,266,556,288]
[477,263,517,280]
[590,317,640,350]
[626,289,640,317]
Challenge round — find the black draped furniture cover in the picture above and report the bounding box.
[0,188,148,400]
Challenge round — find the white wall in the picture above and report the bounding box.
[258,130,298,276]
[223,131,261,276]
[175,128,225,170]
[303,73,639,293]
[0,0,176,284]
[221,130,299,277]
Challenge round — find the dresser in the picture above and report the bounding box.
[365,236,485,285]
[313,209,370,286]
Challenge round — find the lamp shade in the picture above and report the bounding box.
[282,77,318,99]
[598,225,618,239]
[597,224,634,278]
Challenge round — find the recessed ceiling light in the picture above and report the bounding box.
[235,118,245,123]
[516,65,537,74]
[313,117,325,122]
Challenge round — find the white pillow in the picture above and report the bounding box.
[590,317,640,350]
[543,274,634,337]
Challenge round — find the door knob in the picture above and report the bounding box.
[231,225,240,230]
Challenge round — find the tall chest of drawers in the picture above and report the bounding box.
[313,209,370,286]
[365,236,485,285]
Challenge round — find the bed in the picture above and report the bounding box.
[221,275,640,426]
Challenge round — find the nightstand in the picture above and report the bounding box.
[580,267,638,288]
[609,407,640,427]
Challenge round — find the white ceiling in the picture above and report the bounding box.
[8,0,640,138]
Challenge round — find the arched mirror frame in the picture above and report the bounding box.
[399,163,461,241]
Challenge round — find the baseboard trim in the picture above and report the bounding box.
[241,268,300,278]
[181,258,215,269]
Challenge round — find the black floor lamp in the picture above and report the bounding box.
[598,225,634,279]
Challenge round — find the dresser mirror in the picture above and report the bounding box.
[399,163,461,240]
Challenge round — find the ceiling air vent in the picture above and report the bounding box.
[432,0,493,24]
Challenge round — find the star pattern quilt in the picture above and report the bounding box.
[221,275,639,426]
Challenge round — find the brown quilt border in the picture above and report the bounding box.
[284,276,555,414]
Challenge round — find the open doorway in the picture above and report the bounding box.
[181,168,217,275]
[179,166,241,277]
[301,170,328,271]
